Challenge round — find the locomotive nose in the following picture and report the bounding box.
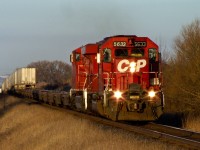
[129,83,141,94]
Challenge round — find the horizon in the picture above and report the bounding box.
[0,0,199,74]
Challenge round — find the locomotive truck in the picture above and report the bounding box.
[2,35,164,121]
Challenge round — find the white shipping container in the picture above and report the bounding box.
[1,68,36,91]
[16,68,36,85]
[1,81,5,92]
[2,78,9,92]
[9,71,16,88]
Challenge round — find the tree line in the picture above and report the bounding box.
[27,60,71,90]
[163,19,200,114]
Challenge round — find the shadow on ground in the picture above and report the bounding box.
[155,112,186,128]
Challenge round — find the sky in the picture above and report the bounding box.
[0,0,199,75]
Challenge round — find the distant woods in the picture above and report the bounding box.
[163,19,200,114]
[27,60,71,90]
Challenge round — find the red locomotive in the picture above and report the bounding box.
[70,35,164,121]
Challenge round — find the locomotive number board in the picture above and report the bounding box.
[113,41,127,47]
[134,42,146,47]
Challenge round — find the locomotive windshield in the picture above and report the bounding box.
[115,49,128,57]
[131,48,144,57]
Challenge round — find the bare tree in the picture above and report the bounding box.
[164,19,200,112]
[27,60,72,86]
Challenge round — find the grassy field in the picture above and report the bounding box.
[0,95,187,150]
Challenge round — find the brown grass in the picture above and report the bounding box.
[184,114,200,132]
[0,96,186,150]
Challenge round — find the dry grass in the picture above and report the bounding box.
[0,96,186,150]
[184,114,200,132]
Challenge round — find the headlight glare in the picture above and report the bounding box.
[148,91,156,98]
[114,91,122,99]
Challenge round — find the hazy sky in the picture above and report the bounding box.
[0,0,199,75]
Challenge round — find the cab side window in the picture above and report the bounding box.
[103,48,111,62]
[75,53,80,62]
[149,48,157,62]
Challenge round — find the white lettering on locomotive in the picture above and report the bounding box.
[117,59,146,72]
[113,41,126,47]
[134,42,146,47]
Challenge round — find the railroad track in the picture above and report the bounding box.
[24,98,200,149]
[140,122,200,149]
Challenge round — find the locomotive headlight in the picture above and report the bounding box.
[148,90,156,98]
[114,91,122,99]
[130,62,136,73]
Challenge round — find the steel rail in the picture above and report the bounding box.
[142,122,200,142]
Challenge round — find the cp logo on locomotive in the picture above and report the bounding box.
[117,59,146,72]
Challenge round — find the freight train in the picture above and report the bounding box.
[1,35,164,121]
